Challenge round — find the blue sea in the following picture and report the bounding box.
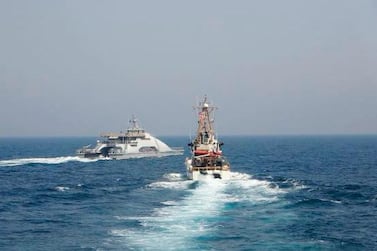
[0,136,376,250]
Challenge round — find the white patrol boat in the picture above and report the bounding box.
[77,116,183,159]
[185,96,230,180]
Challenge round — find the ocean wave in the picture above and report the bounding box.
[147,172,192,190]
[148,171,286,203]
[0,156,103,167]
[113,178,227,250]
[221,171,286,204]
[161,200,180,206]
[281,178,307,190]
[147,180,193,190]
[162,173,185,181]
[288,198,342,208]
[113,171,288,250]
[55,186,70,192]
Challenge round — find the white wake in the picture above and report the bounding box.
[112,171,285,250]
[0,156,102,167]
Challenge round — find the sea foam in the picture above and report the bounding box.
[112,171,285,250]
[0,156,101,167]
[113,178,227,250]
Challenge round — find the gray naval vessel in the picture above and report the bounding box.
[77,116,183,159]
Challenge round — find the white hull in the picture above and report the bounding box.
[78,147,183,160]
[77,116,183,160]
[187,169,231,180]
[108,149,183,160]
[185,159,230,180]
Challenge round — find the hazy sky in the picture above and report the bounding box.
[1,0,376,136]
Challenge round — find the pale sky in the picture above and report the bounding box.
[1,0,376,136]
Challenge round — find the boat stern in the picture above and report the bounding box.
[185,157,230,180]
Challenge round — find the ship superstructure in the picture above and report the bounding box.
[185,96,230,180]
[77,116,183,159]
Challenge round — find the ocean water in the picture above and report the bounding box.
[0,136,376,250]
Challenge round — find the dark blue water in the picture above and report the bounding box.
[0,136,376,250]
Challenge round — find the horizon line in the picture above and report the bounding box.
[1,133,377,138]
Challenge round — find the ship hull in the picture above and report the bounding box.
[108,150,184,160]
[185,158,230,180]
[77,149,184,160]
[76,129,184,160]
[76,152,102,159]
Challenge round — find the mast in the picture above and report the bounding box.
[129,115,140,130]
[126,115,145,138]
[186,95,230,180]
[193,95,218,146]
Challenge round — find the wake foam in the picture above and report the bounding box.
[0,156,101,167]
[225,172,285,204]
[55,186,70,192]
[112,171,286,250]
[147,173,192,190]
[113,178,227,250]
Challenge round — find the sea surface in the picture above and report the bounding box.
[0,136,376,250]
